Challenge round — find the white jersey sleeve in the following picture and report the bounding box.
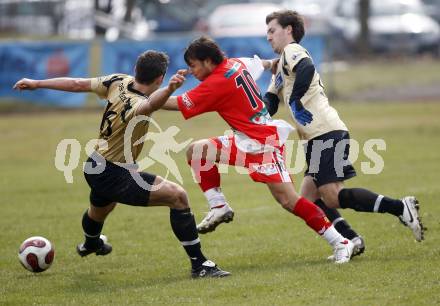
[238,55,265,81]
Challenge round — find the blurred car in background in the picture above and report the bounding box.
[203,2,283,37]
[0,0,64,37]
[0,0,150,40]
[281,0,349,57]
[138,0,202,33]
[281,0,339,35]
[331,0,440,54]
[95,0,151,41]
[60,0,94,39]
[421,0,440,25]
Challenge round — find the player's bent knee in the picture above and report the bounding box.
[173,185,189,210]
[322,195,340,208]
[164,181,189,210]
[89,203,116,222]
[319,183,343,208]
[149,177,188,209]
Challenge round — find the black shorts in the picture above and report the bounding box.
[304,130,356,187]
[83,153,156,207]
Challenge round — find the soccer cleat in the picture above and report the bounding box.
[333,239,354,264]
[191,260,231,278]
[77,234,112,257]
[327,235,365,261]
[197,204,234,234]
[399,196,424,242]
[351,236,366,257]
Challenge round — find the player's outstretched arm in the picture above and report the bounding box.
[161,96,179,111]
[238,55,279,80]
[13,77,92,92]
[136,70,186,116]
[260,58,279,74]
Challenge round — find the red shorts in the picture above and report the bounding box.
[210,135,291,183]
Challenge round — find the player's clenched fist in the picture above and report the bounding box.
[13,78,38,91]
[167,69,188,92]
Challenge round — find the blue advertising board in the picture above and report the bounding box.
[0,37,323,107]
[0,42,89,107]
[102,35,324,96]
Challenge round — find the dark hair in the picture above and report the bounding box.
[135,50,169,85]
[183,36,225,65]
[266,10,305,43]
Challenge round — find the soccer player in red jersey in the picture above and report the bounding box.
[163,36,355,263]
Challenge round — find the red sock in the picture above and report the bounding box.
[188,159,220,192]
[292,197,332,234]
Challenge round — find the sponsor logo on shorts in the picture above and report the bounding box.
[217,135,230,148]
[253,163,278,176]
[181,93,194,109]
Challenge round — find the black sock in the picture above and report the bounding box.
[82,210,104,249]
[339,188,404,216]
[170,208,207,269]
[315,199,358,240]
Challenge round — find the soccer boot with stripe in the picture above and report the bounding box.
[351,235,366,257]
[333,239,354,264]
[399,196,424,242]
[197,204,234,234]
[328,235,365,261]
[191,260,231,278]
[77,234,112,257]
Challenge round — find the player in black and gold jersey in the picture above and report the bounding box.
[13,50,230,278]
[263,10,424,260]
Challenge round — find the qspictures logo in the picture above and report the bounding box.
[54,116,387,190]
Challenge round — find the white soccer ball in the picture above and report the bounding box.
[18,236,55,273]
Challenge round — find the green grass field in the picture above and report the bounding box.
[1,102,440,305]
[325,58,440,100]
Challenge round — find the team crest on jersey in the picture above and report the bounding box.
[224,62,241,79]
[181,93,194,109]
[275,72,283,90]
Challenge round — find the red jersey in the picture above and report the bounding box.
[177,58,293,153]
